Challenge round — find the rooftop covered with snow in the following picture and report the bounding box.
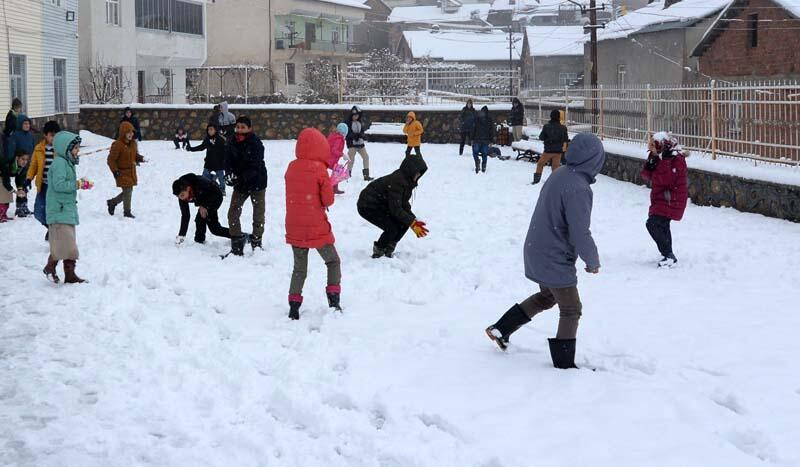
[525,26,587,57]
[597,0,730,42]
[490,0,588,13]
[316,0,371,10]
[388,3,491,24]
[401,30,524,61]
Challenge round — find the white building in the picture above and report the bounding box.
[79,0,207,104]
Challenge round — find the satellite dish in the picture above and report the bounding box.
[151,72,168,89]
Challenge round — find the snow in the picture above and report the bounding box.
[491,0,586,13]
[3,135,800,466]
[598,0,730,42]
[388,4,491,24]
[364,122,405,136]
[80,103,514,112]
[78,130,114,155]
[525,26,587,57]
[317,0,371,10]
[402,30,524,62]
[773,0,800,18]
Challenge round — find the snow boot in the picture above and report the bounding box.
[250,235,263,251]
[532,173,542,185]
[326,285,342,311]
[658,255,678,269]
[15,196,29,217]
[0,204,9,223]
[288,295,302,320]
[372,242,385,259]
[384,241,397,258]
[334,184,345,195]
[548,338,578,369]
[123,211,136,219]
[363,169,374,181]
[485,304,531,351]
[106,199,116,216]
[43,256,60,284]
[475,165,480,174]
[230,235,246,256]
[63,260,86,284]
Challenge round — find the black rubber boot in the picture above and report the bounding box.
[532,173,542,185]
[384,241,398,258]
[548,338,579,369]
[124,211,136,219]
[288,301,301,320]
[250,235,263,250]
[106,199,115,216]
[327,292,341,311]
[372,242,385,259]
[363,168,373,181]
[485,304,531,351]
[230,235,246,256]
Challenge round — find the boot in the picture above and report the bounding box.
[372,242,385,259]
[333,184,345,195]
[532,173,542,185]
[230,235,246,256]
[481,163,487,173]
[288,295,302,320]
[475,166,480,174]
[326,285,342,311]
[0,204,9,223]
[123,211,136,219]
[106,199,116,216]
[44,228,49,242]
[485,304,531,351]
[43,256,60,283]
[250,235,263,251]
[15,196,29,217]
[63,259,86,284]
[548,338,578,369]
[363,169,374,181]
[384,241,398,258]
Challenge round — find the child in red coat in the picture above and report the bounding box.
[327,123,348,195]
[284,128,342,320]
[640,131,689,268]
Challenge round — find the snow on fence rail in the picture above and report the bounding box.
[521,81,800,164]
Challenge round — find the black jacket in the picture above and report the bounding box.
[120,115,142,141]
[472,108,496,144]
[539,120,569,153]
[176,173,224,236]
[357,155,428,227]
[225,132,267,193]
[510,101,525,126]
[460,106,477,132]
[187,135,227,171]
[346,106,367,148]
[3,110,16,138]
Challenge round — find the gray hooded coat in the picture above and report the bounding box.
[524,133,605,288]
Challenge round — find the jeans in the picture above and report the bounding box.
[646,215,674,258]
[228,188,266,238]
[472,143,489,170]
[289,244,341,296]
[34,185,47,226]
[202,168,225,194]
[358,206,410,249]
[519,285,583,339]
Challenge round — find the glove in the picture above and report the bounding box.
[113,170,121,178]
[410,220,429,238]
[175,235,185,245]
[24,179,31,190]
[225,172,238,187]
[77,178,94,190]
[644,155,659,171]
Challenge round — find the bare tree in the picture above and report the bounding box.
[81,55,133,104]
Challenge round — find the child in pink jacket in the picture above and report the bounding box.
[327,123,348,194]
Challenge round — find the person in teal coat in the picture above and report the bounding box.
[43,131,88,284]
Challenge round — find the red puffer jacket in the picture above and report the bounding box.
[285,128,336,248]
[640,153,689,221]
[327,132,345,170]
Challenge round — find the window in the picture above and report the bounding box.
[285,63,296,85]
[332,30,340,44]
[158,68,172,96]
[50,0,64,7]
[106,0,120,26]
[53,59,67,113]
[748,14,758,48]
[305,23,316,45]
[559,72,578,87]
[109,66,124,101]
[135,0,204,36]
[617,64,626,88]
[9,55,26,109]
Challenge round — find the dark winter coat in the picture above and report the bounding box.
[5,114,34,159]
[510,100,525,126]
[472,107,496,144]
[539,120,569,154]
[525,133,604,289]
[3,109,17,138]
[176,173,224,237]
[460,105,477,132]
[357,155,427,227]
[188,134,227,171]
[225,132,267,193]
[640,152,689,221]
[346,106,367,148]
[120,112,142,141]
[0,153,23,192]
[108,121,144,188]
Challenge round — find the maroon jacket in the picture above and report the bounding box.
[640,153,688,221]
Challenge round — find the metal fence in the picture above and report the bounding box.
[343,68,521,105]
[521,81,800,164]
[186,66,284,104]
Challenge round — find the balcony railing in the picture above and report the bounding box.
[274,37,367,54]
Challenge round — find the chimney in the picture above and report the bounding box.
[664,0,681,8]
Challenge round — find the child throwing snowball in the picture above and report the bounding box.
[284,128,342,320]
[327,123,349,195]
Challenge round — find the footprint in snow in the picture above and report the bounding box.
[417,413,467,441]
[725,429,778,463]
[710,390,747,416]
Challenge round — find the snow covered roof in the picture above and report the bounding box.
[402,30,523,61]
[491,0,587,13]
[317,0,371,10]
[388,4,491,24]
[525,26,587,57]
[774,0,800,17]
[598,0,730,42]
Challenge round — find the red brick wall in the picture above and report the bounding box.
[699,0,800,79]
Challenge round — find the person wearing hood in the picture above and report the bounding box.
[106,121,145,218]
[485,133,605,370]
[6,114,35,217]
[357,155,429,259]
[2,98,22,150]
[535,109,569,184]
[471,106,496,174]
[327,123,348,195]
[0,150,29,222]
[224,116,267,256]
[27,121,61,236]
[345,106,373,181]
[510,97,526,142]
[186,123,227,195]
[640,131,688,269]
[217,102,237,138]
[172,173,230,245]
[120,107,142,141]
[459,99,477,156]
[284,128,342,320]
[43,131,90,284]
[403,112,424,157]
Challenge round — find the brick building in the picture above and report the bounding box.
[692,0,800,80]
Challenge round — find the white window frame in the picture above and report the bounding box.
[53,58,67,113]
[9,54,27,110]
[106,0,121,26]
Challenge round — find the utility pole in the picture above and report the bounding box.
[569,0,606,128]
[508,26,514,98]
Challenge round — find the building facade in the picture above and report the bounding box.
[521,26,586,88]
[79,0,208,104]
[0,0,79,127]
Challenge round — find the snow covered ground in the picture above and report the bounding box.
[2,138,800,467]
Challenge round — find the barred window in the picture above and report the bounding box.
[106,0,120,26]
[135,0,203,36]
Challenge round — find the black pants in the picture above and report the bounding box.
[174,138,188,149]
[358,206,409,248]
[405,146,422,157]
[195,209,230,243]
[646,215,674,258]
[459,131,471,155]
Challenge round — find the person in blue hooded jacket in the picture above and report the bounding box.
[485,133,605,369]
[6,114,34,217]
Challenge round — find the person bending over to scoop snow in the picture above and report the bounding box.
[224,116,267,256]
[327,123,348,195]
[485,133,604,369]
[534,109,569,185]
[186,123,227,195]
[345,106,373,181]
[27,121,61,237]
[285,128,343,320]
[357,155,429,259]
[106,121,145,219]
[0,150,29,222]
[640,131,688,269]
[471,106,495,174]
[403,112,424,157]
[173,173,231,246]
